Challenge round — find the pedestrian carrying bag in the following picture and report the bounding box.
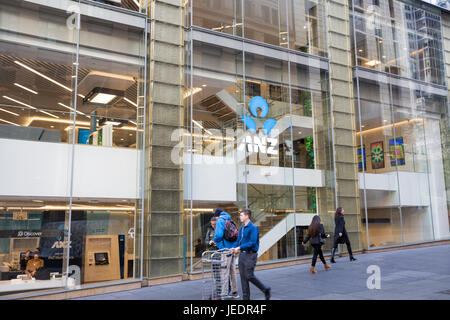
[224,219,239,242]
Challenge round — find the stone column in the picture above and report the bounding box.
[144,0,185,278]
[325,0,362,251]
[440,12,450,230]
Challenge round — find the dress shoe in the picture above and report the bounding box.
[264,287,271,300]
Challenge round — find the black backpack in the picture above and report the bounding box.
[224,219,239,242]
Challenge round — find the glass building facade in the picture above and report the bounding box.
[0,0,448,298]
[350,0,450,248]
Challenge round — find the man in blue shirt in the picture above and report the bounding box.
[213,208,239,299]
[232,209,271,300]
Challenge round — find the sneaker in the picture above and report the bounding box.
[228,292,240,299]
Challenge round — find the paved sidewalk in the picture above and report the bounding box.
[74,244,450,300]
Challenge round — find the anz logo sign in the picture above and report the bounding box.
[239,96,278,156]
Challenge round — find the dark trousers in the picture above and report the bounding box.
[333,236,354,257]
[311,244,326,267]
[238,252,268,300]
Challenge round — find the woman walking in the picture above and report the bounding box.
[330,207,356,263]
[302,215,331,274]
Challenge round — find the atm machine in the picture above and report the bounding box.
[83,235,121,283]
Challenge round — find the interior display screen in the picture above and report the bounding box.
[94,252,109,265]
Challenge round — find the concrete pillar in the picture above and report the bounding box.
[144,0,185,278]
[439,12,450,236]
[325,0,362,251]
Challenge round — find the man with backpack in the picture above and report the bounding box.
[213,208,239,299]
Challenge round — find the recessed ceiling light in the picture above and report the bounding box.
[58,102,90,119]
[129,133,133,136]
[365,60,380,67]
[202,84,207,87]
[14,61,72,92]
[39,110,59,119]
[105,121,121,126]
[3,95,56,117]
[91,93,116,104]
[50,125,55,128]
[120,138,124,141]
[3,95,36,110]
[0,107,19,116]
[14,83,38,95]
[123,97,138,108]
[85,88,123,105]
[0,118,20,126]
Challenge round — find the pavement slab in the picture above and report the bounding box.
[74,244,450,300]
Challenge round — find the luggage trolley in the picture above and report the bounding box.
[201,249,233,300]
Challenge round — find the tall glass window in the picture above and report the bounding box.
[185,0,332,271]
[352,0,445,85]
[0,0,146,297]
[351,0,450,249]
[190,0,328,57]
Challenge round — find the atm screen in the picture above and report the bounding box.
[94,252,109,265]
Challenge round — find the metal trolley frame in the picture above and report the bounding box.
[201,249,234,300]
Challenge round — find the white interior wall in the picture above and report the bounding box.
[0,139,139,200]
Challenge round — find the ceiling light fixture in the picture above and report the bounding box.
[58,102,90,119]
[365,60,381,67]
[14,61,72,92]
[39,110,59,119]
[123,97,138,108]
[84,87,123,105]
[3,96,59,118]
[105,121,122,126]
[184,87,202,99]
[14,83,38,95]
[0,108,19,116]
[193,119,213,135]
[90,93,116,104]
[0,118,20,126]
[3,95,36,109]
[26,117,91,127]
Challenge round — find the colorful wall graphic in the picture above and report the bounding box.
[371,141,385,169]
[389,137,405,166]
[357,145,366,171]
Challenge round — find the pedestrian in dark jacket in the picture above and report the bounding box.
[205,216,218,251]
[330,207,356,263]
[302,215,331,274]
